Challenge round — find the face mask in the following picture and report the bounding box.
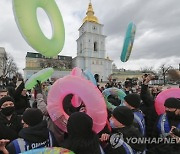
[166,111,176,119]
[121,103,126,107]
[1,106,15,116]
[109,119,117,128]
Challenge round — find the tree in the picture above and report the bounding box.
[140,66,155,73]
[159,64,172,85]
[168,69,180,81]
[2,52,18,77]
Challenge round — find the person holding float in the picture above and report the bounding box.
[152,98,180,138]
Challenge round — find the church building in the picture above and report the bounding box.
[73,2,112,82]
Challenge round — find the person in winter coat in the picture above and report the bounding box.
[61,112,104,154]
[152,97,180,138]
[123,93,146,136]
[148,98,180,154]
[34,81,65,145]
[14,81,30,115]
[6,108,57,153]
[140,74,158,138]
[0,96,22,142]
[101,106,145,154]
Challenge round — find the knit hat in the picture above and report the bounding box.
[113,106,134,126]
[164,97,180,109]
[67,112,93,138]
[124,94,141,108]
[0,96,14,107]
[23,108,43,126]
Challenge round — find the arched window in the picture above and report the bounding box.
[94,42,98,51]
[80,43,82,53]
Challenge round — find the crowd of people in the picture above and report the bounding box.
[0,74,179,154]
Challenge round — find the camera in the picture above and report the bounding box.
[172,127,180,137]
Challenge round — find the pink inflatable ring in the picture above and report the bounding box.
[47,75,107,133]
[155,88,180,115]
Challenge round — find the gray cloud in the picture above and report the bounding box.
[0,0,180,73]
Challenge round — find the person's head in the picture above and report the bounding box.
[22,108,43,128]
[124,93,141,109]
[67,112,93,138]
[66,112,101,154]
[164,97,180,119]
[0,89,8,99]
[0,96,15,116]
[109,106,134,128]
[21,88,27,97]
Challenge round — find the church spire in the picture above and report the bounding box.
[83,1,99,24]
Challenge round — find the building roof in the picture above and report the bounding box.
[83,2,99,24]
[26,52,72,60]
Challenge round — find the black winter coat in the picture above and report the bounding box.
[104,126,146,154]
[0,112,22,141]
[14,82,30,115]
[6,120,57,153]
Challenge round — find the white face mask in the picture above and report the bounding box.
[120,102,126,107]
[109,119,117,128]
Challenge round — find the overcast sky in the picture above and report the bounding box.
[0,0,180,74]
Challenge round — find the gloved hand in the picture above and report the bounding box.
[34,80,42,94]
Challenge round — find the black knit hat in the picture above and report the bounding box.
[0,96,14,107]
[164,97,180,109]
[124,94,141,108]
[113,106,134,126]
[67,112,93,138]
[23,108,43,126]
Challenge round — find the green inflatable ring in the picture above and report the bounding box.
[120,22,136,62]
[102,87,126,112]
[13,0,65,57]
[25,67,54,90]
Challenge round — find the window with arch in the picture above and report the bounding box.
[80,43,82,53]
[94,42,98,51]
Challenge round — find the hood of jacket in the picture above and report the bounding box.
[19,120,49,143]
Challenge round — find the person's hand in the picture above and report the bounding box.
[143,74,154,85]
[100,133,110,142]
[170,126,180,143]
[0,139,9,154]
[34,80,42,94]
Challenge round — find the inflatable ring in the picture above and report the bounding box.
[155,88,180,115]
[22,147,75,154]
[83,69,97,86]
[102,87,126,111]
[47,75,107,133]
[70,67,83,77]
[25,67,54,90]
[70,67,83,107]
[121,22,136,62]
[13,0,65,57]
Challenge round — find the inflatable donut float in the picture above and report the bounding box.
[22,147,75,154]
[102,87,126,111]
[155,88,180,115]
[47,75,107,133]
[121,22,136,62]
[13,0,65,57]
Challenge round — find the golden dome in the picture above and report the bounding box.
[83,2,99,24]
